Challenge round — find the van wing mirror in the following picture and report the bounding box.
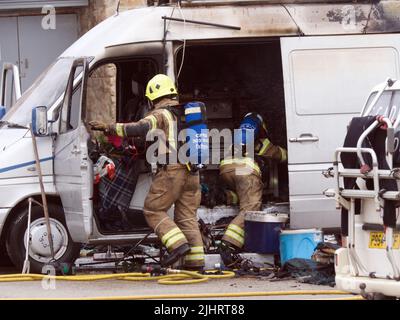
[387,127,395,154]
[32,106,48,136]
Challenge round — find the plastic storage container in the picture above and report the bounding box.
[244,212,288,254]
[279,229,323,265]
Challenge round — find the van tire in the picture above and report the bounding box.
[0,242,13,267]
[5,203,81,274]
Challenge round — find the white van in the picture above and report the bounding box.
[331,79,400,299]
[1,2,400,272]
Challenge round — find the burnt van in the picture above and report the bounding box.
[1,1,400,271]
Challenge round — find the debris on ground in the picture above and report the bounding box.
[274,242,340,286]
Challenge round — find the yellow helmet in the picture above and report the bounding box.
[145,74,178,102]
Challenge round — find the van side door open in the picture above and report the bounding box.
[53,57,93,243]
[281,34,400,229]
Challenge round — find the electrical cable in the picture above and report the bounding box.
[281,4,304,36]
[176,0,186,83]
[112,230,158,267]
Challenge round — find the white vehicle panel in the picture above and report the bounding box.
[281,34,400,229]
[53,58,93,243]
[54,123,93,243]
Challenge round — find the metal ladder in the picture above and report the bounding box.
[324,118,400,280]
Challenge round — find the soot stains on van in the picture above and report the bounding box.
[326,3,400,33]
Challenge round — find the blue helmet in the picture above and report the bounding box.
[235,113,267,145]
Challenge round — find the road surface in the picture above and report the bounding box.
[0,266,357,300]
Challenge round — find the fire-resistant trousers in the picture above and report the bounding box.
[220,171,263,249]
[143,164,204,267]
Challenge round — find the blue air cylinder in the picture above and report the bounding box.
[0,106,6,120]
[184,102,209,165]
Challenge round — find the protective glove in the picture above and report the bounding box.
[89,121,109,132]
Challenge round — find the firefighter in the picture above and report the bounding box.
[89,74,205,270]
[219,112,287,266]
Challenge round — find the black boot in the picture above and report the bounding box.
[219,241,240,267]
[161,243,191,267]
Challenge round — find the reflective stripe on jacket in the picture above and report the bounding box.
[220,157,261,176]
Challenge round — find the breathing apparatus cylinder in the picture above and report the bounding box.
[184,102,209,168]
[0,106,6,120]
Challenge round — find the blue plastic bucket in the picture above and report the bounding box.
[244,212,288,254]
[279,229,323,265]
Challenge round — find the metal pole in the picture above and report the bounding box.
[1,63,22,106]
[161,16,241,30]
[356,120,379,167]
[30,125,55,260]
[162,16,168,74]
[21,198,33,274]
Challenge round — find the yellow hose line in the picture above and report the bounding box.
[0,271,359,299]
[0,270,235,285]
[0,271,363,299]
[0,272,147,281]
[158,277,208,285]
[0,291,361,301]
[110,290,351,300]
[320,296,365,301]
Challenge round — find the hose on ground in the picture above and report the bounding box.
[0,291,363,300]
[0,269,234,285]
[0,270,362,300]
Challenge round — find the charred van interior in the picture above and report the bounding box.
[176,41,289,206]
[89,59,157,234]
[89,41,290,237]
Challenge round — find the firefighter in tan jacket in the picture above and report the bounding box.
[89,74,204,270]
[219,113,287,266]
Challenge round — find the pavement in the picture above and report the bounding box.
[0,266,357,300]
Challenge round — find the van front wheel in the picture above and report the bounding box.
[6,203,81,274]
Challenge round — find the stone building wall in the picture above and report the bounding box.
[79,0,147,125]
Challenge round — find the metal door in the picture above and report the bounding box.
[281,34,400,228]
[54,58,93,243]
[17,14,78,91]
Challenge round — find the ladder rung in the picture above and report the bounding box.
[340,189,400,200]
[339,169,395,179]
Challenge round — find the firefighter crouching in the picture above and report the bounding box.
[219,112,287,266]
[89,74,205,270]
